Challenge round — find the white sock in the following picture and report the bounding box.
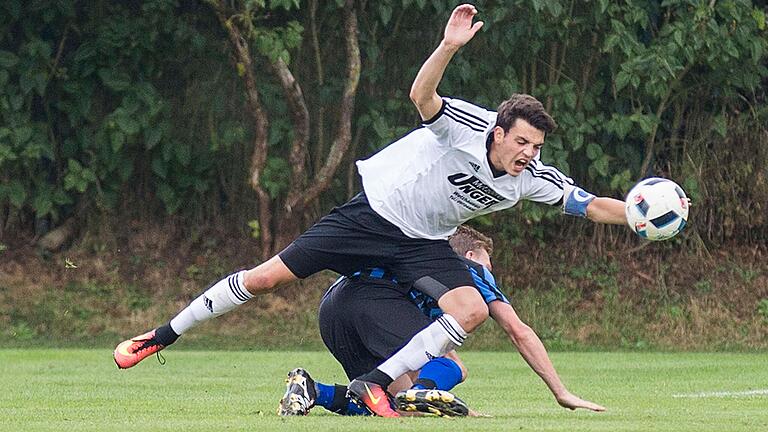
[169,271,252,335]
[378,314,468,380]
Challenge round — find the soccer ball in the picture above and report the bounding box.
[625,177,689,241]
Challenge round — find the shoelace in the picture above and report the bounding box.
[132,338,166,365]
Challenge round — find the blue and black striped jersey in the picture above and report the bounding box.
[326,259,508,322]
[408,257,509,320]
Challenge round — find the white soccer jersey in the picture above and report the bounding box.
[356,97,575,239]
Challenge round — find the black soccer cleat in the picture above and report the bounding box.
[278,368,317,416]
[395,388,469,417]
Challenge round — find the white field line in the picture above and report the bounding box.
[672,389,768,398]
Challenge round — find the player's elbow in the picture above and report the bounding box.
[409,87,437,111]
[409,90,428,113]
[584,200,604,222]
[409,85,424,105]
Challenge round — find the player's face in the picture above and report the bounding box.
[489,119,545,176]
[466,248,492,271]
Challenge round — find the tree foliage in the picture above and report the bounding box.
[0,0,766,251]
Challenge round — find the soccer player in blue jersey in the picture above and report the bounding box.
[277,226,605,417]
[114,4,627,417]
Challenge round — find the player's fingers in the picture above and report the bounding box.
[588,403,607,412]
[455,4,478,21]
[471,21,484,34]
[452,4,470,16]
[448,6,464,22]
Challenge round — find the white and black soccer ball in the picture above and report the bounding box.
[625,177,689,241]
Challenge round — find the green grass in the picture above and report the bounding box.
[1,350,767,431]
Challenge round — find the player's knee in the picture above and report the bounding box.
[461,301,489,331]
[242,257,296,293]
[439,288,489,332]
[242,271,275,293]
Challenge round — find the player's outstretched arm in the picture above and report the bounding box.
[561,184,625,225]
[410,4,484,120]
[586,197,627,225]
[488,301,606,412]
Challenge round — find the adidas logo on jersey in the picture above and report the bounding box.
[203,295,214,312]
[469,161,480,172]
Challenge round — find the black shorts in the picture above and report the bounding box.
[278,192,474,293]
[318,274,433,380]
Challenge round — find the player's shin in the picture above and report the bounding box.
[169,271,252,335]
[375,314,467,385]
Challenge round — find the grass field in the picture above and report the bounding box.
[2,349,767,431]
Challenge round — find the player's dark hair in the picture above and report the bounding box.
[496,94,557,133]
[449,225,494,257]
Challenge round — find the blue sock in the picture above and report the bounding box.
[345,400,372,416]
[412,357,463,391]
[314,382,336,409]
[314,382,372,416]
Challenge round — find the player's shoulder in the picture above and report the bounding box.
[461,256,484,274]
[462,257,496,285]
[441,96,496,132]
[522,157,574,189]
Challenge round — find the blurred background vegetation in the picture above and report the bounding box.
[0,0,766,350]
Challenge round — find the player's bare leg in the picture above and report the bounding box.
[435,286,490,332]
[114,256,297,369]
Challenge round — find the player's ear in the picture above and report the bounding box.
[465,250,474,260]
[493,126,504,142]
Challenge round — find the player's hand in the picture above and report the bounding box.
[556,392,606,412]
[443,4,484,48]
[468,408,492,417]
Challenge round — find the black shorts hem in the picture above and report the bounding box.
[278,243,322,279]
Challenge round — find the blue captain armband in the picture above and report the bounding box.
[563,184,596,218]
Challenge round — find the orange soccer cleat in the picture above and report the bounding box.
[113,329,166,369]
[347,378,400,418]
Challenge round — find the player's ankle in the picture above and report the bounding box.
[154,323,179,346]
[358,368,394,388]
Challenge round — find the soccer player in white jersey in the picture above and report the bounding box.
[114,4,627,417]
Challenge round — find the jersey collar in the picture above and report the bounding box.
[485,132,507,179]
